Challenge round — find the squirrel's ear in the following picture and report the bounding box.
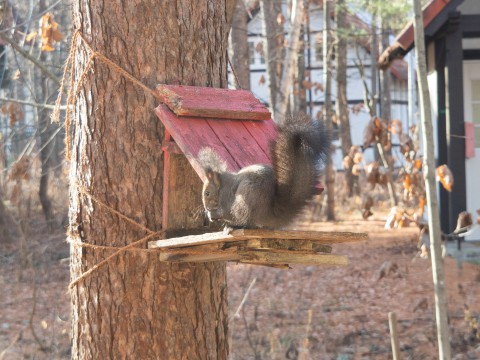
[206,168,221,186]
[213,172,221,186]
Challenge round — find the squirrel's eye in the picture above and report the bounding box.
[205,190,210,197]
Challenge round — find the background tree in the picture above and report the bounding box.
[261,0,285,116]
[412,0,451,357]
[231,0,251,90]
[69,1,233,358]
[323,0,335,220]
[335,0,354,197]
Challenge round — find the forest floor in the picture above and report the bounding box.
[1,209,480,359]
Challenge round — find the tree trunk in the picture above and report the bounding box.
[412,0,452,358]
[37,0,56,230]
[261,0,285,115]
[276,0,304,122]
[335,0,354,197]
[69,1,231,359]
[323,0,335,220]
[379,23,391,127]
[230,0,251,90]
[335,0,351,157]
[293,20,307,113]
[370,14,378,118]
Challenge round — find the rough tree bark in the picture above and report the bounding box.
[293,19,307,114]
[323,0,335,220]
[412,0,451,358]
[335,0,351,156]
[69,1,232,359]
[276,0,304,122]
[261,0,285,115]
[335,0,354,196]
[37,0,57,230]
[230,0,251,90]
[379,22,391,127]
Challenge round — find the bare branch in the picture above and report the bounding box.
[0,97,67,110]
[0,32,61,86]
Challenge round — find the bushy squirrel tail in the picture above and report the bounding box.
[270,113,331,220]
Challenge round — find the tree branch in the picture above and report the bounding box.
[0,32,61,86]
[0,96,67,110]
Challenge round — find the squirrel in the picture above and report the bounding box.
[198,113,331,229]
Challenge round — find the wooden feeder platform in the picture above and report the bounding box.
[152,84,368,267]
[148,228,368,267]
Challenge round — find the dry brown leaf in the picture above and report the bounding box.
[352,163,360,176]
[403,173,412,194]
[313,82,323,94]
[1,102,24,127]
[436,164,454,192]
[40,13,64,52]
[353,152,363,164]
[418,196,426,218]
[363,117,389,150]
[302,80,312,89]
[351,103,364,115]
[255,42,263,54]
[276,13,286,25]
[414,159,422,170]
[258,75,266,86]
[343,155,352,170]
[9,156,30,181]
[390,119,402,136]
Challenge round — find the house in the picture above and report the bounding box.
[379,0,480,238]
[241,2,414,168]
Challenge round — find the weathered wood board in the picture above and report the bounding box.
[148,229,368,267]
[148,229,368,249]
[156,84,272,120]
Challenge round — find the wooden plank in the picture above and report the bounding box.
[239,262,290,269]
[206,119,271,167]
[159,246,240,262]
[156,84,271,120]
[238,250,348,266]
[155,105,241,177]
[148,231,245,249]
[229,229,368,243]
[240,239,333,253]
[148,229,367,249]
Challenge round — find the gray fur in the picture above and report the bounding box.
[200,113,330,229]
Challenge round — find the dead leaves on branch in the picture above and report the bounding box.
[8,156,31,181]
[26,13,64,52]
[343,145,363,176]
[366,162,390,188]
[385,206,415,229]
[436,164,454,192]
[363,117,391,152]
[1,102,24,127]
